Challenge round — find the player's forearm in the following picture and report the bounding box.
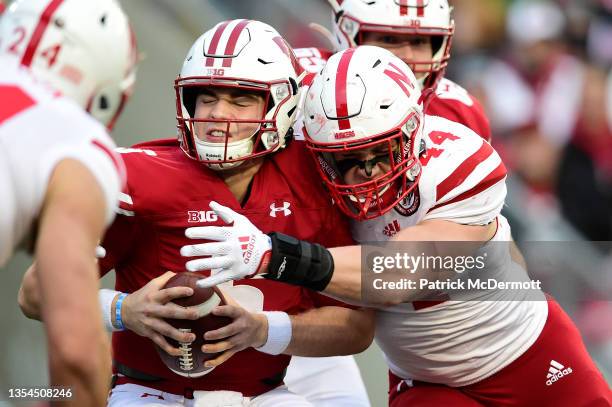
[37,219,110,406]
[36,162,112,406]
[18,264,42,320]
[323,246,365,305]
[285,307,375,357]
[265,221,499,307]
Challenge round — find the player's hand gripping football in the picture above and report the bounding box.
[122,271,200,356]
[181,201,272,288]
[200,290,268,369]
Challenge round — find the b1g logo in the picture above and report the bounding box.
[206,68,225,76]
[187,210,218,223]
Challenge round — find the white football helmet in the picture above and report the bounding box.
[176,19,301,170]
[0,0,138,129]
[331,0,454,90]
[303,46,424,220]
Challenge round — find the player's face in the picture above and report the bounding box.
[360,32,433,80]
[333,141,398,185]
[193,88,265,143]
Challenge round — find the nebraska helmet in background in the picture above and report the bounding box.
[175,19,302,170]
[0,0,138,129]
[331,0,454,90]
[303,45,424,220]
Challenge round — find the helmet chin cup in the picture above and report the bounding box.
[194,135,254,171]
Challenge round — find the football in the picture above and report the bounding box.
[156,272,231,378]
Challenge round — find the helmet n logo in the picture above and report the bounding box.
[269,201,292,217]
[383,62,415,98]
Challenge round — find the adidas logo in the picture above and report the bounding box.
[383,220,401,237]
[546,360,573,386]
[239,235,255,264]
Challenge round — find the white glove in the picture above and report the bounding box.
[180,201,272,288]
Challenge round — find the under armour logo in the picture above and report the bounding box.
[269,201,292,217]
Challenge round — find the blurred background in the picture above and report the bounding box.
[0,0,611,405]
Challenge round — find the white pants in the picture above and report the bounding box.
[285,356,370,407]
[107,383,313,407]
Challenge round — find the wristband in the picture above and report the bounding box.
[99,289,124,332]
[114,293,128,331]
[255,311,292,355]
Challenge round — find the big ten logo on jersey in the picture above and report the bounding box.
[206,68,225,76]
[187,210,218,223]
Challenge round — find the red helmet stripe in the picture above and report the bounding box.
[222,19,251,68]
[399,0,408,16]
[20,0,64,67]
[273,36,302,75]
[205,20,230,67]
[416,0,425,17]
[335,48,355,130]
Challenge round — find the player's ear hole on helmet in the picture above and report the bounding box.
[99,96,109,110]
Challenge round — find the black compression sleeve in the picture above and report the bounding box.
[264,232,334,291]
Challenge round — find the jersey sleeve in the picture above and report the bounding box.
[306,290,359,309]
[294,47,332,74]
[35,108,125,227]
[97,162,139,277]
[429,79,492,142]
[423,119,506,225]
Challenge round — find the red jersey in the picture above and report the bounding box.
[99,138,354,397]
[295,47,491,142]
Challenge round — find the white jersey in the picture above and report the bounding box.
[0,56,124,266]
[353,115,548,386]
